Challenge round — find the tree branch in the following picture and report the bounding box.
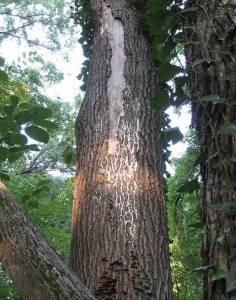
[0,12,50,20]
[0,182,95,300]
[0,21,36,35]
[0,33,57,50]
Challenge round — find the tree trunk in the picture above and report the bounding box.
[185,1,236,299]
[0,182,94,300]
[70,1,172,299]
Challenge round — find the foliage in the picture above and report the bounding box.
[0,0,80,178]
[0,58,59,179]
[0,2,80,297]
[0,60,76,298]
[0,0,76,50]
[0,65,76,299]
[72,0,92,91]
[71,1,186,182]
[0,266,21,300]
[167,131,202,300]
[0,91,76,299]
[8,173,73,258]
[0,173,73,300]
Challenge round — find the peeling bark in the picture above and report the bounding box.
[101,3,126,155]
[185,1,236,299]
[70,1,172,299]
[0,182,94,300]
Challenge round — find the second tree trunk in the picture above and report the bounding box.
[185,1,236,299]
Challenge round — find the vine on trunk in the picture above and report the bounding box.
[72,0,236,297]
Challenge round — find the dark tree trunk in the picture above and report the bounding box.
[185,1,236,299]
[0,182,94,300]
[70,1,172,299]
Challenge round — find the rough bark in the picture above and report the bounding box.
[0,182,95,300]
[70,1,172,299]
[185,1,236,299]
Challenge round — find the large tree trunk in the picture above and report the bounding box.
[185,1,236,299]
[70,1,172,299]
[0,182,94,300]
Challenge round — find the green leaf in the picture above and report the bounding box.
[218,50,232,56]
[25,126,49,143]
[33,119,58,129]
[0,147,8,161]
[164,127,183,144]
[231,156,236,162]
[32,107,52,121]
[201,95,224,104]
[195,265,214,272]
[15,110,33,125]
[8,122,19,134]
[0,171,10,181]
[7,148,24,162]
[224,74,236,81]
[226,270,236,293]
[80,84,87,92]
[15,134,28,145]
[221,182,236,194]
[175,76,187,92]
[179,7,198,14]
[7,133,28,146]
[222,3,236,9]
[9,95,20,106]
[212,269,225,281]
[18,102,32,109]
[31,188,45,196]
[62,146,74,165]
[227,101,236,106]
[152,91,170,110]
[174,76,190,105]
[27,200,39,208]
[21,194,31,202]
[0,56,5,66]
[217,235,225,244]
[8,146,25,153]
[189,222,202,229]
[24,144,40,151]
[213,201,236,210]
[0,70,9,82]
[158,63,182,82]
[3,105,15,115]
[0,119,12,134]
[217,123,236,135]
[178,179,200,193]
[147,0,161,13]
[37,179,51,187]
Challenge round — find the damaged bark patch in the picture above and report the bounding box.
[101,3,126,155]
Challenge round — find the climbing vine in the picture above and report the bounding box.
[72,0,236,297]
[72,0,190,171]
[72,0,93,91]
